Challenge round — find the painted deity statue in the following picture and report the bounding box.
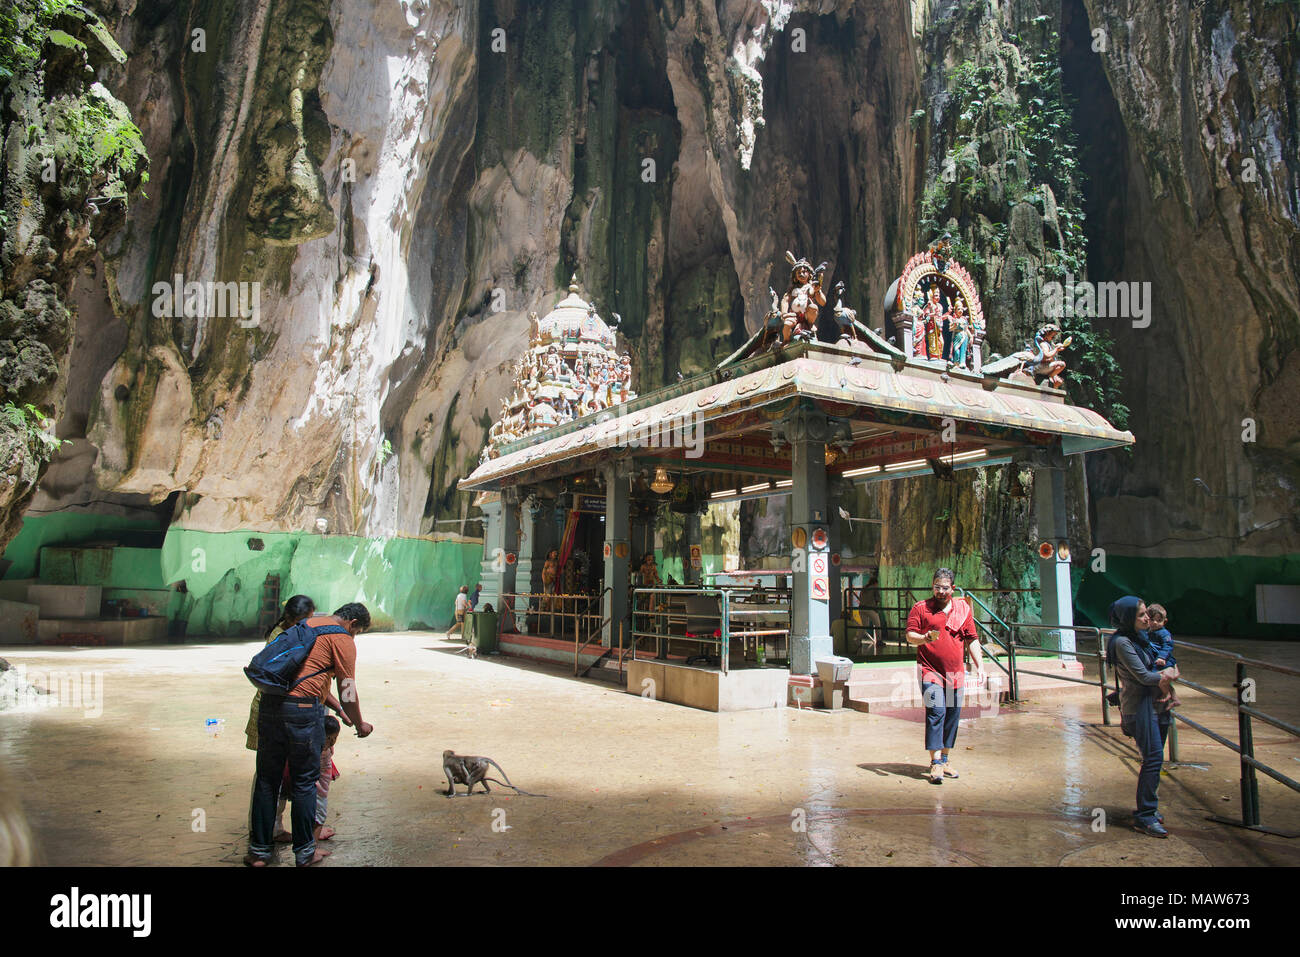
[949,299,971,368]
[542,548,559,589]
[1023,324,1072,388]
[779,251,829,345]
[919,286,945,360]
[637,553,660,590]
[615,354,633,402]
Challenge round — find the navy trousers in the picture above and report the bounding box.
[921,681,963,752]
[1125,693,1171,826]
[249,695,324,865]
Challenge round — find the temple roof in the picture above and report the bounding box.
[459,340,1133,492]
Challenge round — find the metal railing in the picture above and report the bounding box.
[500,590,603,641]
[1158,638,1300,836]
[955,587,1016,688]
[629,585,792,675]
[997,623,1300,837]
[842,585,1039,654]
[572,587,614,677]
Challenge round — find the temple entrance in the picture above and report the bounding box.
[561,511,604,596]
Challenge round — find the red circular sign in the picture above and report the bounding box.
[831,553,841,566]
[505,552,517,565]
[812,528,828,549]
[1037,542,1054,560]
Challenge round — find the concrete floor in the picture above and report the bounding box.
[1,633,1297,866]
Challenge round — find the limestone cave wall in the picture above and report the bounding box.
[3,0,1297,634]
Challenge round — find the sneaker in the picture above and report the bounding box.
[929,762,944,784]
[1132,821,1169,839]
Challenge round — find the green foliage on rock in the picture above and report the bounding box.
[0,0,147,546]
[2,401,64,465]
[928,28,1126,429]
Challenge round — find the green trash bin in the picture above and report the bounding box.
[462,611,477,645]
[469,610,498,654]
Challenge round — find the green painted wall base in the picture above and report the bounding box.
[1077,554,1300,639]
[3,515,483,637]
[163,529,482,636]
[2,513,164,579]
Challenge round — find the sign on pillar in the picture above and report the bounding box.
[810,527,829,602]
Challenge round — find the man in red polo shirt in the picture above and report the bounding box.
[906,568,979,785]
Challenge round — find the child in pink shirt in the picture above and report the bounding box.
[275,715,341,843]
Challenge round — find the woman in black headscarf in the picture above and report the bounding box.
[1106,596,1179,838]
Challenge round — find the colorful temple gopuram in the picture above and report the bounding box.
[480,276,636,465]
[461,245,1134,712]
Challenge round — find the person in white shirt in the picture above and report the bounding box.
[448,585,471,636]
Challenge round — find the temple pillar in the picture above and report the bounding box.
[787,409,833,675]
[900,313,915,358]
[684,511,703,586]
[1034,465,1075,659]
[828,494,843,625]
[971,329,985,375]
[478,499,504,614]
[499,490,521,631]
[516,492,552,634]
[602,462,632,649]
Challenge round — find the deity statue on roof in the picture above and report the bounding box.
[1012,324,1072,389]
[780,250,830,345]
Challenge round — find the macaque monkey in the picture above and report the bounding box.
[442,750,543,797]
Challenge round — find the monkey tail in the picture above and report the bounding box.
[483,777,546,797]
[484,759,515,789]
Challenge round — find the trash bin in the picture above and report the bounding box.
[469,610,499,655]
[815,655,854,709]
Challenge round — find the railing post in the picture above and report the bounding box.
[1167,714,1180,762]
[1007,625,1019,701]
[1237,662,1261,828]
[721,589,729,676]
[1097,637,1112,726]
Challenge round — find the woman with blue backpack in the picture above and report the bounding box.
[1106,596,1181,838]
[245,596,318,751]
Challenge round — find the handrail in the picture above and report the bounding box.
[955,588,1015,688]
[998,626,1299,836]
[573,586,613,675]
[631,585,765,675]
[956,587,1013,637]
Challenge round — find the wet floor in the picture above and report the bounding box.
[1,634,1297,866]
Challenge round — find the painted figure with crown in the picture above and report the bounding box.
[780,251,830,345]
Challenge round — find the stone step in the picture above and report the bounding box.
[846,658,1090,712]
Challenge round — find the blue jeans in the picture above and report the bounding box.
[1125,694,1170,826]
[249,695,324,865]
[921,681,963,752]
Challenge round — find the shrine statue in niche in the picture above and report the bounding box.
[780,251,829,345]
[949,298,971,368]
[919,285,945,360]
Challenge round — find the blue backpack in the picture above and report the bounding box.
[244,621,349,696]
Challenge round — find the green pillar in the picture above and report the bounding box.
[499,490,521,631]
[1034,464,1075,659]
